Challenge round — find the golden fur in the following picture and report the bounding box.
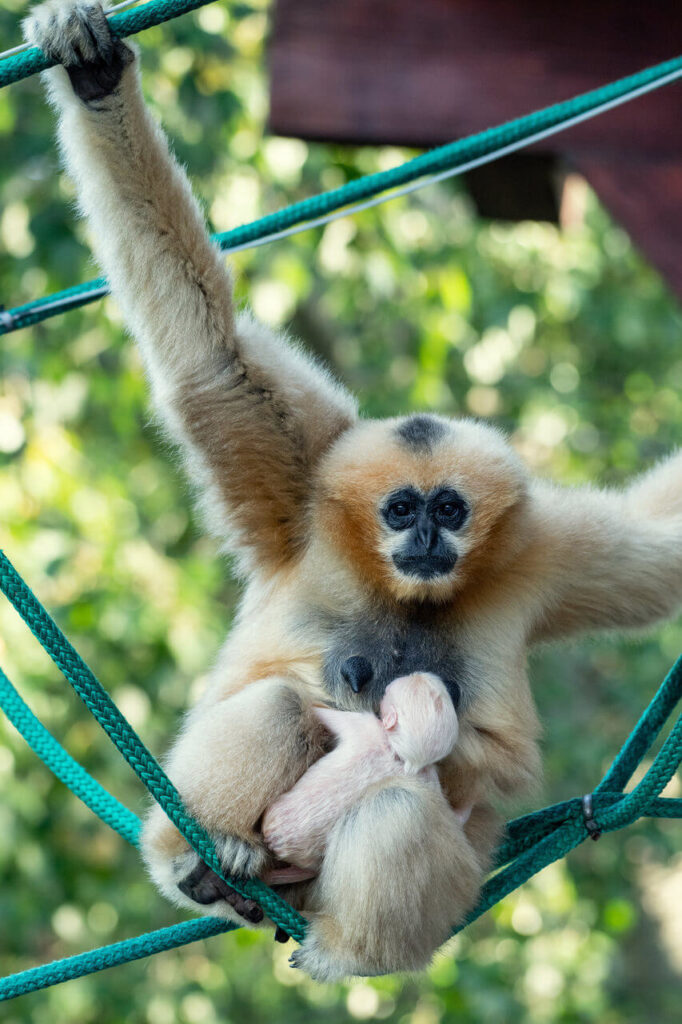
[24,0,682,981]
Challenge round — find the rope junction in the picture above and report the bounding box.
[0,0,681,1003]
[1,549,680,1000]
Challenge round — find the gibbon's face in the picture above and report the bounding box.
[316,413,528,603]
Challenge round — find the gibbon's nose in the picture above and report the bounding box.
[415,512,437,550]
[341,655,374,693]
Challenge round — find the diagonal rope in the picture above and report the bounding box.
[1,54,681,334]
[0,0,220,88]
[0,550,307,943]
[0,918,237,1001]
[0,666,141,846]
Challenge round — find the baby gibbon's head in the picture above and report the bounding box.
[380,671,458,772]
[316,413,529,602]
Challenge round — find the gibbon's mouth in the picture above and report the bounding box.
[392,552,457,579]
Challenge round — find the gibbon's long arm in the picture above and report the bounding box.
[526,451,682,641]
[28,3,357,572]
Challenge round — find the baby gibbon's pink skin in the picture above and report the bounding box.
[261,673,457,883]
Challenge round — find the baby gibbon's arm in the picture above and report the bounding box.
[525,451,682,641]
[25,1,357,573]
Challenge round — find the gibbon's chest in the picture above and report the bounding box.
[305,603,475,713]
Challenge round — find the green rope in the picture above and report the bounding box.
[0,666,141,846]
[0,551,307,944]
[1,52,681,335]
[0,919,237,1001]
[0,0,220,89]
[0,6,680,996]
[0,548,679,998]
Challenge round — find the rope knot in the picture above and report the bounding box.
[582,793,602,841]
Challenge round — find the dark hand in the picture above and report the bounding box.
[23,1,134,102]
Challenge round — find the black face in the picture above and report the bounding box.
[381,486,468,580]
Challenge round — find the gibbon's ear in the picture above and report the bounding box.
[382,706,398,731]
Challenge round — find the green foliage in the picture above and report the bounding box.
[1,2,681,1021]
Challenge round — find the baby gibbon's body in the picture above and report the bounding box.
[24,0,682,981]
[262,672,460,882]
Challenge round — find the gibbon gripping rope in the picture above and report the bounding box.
[0,549,680,1000]
[0,4,681,1003]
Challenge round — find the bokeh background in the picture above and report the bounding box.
[1,1,681,1021]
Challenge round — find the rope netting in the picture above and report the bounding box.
[0,0,681,1004]
[0,549,680,1000]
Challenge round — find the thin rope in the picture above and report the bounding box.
[0,0,142,61]
[0,918,237,1001]
[0,667,141,846]
[1,653,680,997]
[0,0,220,87]
[2,54,681,334]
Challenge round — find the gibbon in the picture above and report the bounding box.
[23,0,682,981]
[261,672,461,880]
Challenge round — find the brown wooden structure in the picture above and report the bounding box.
[268,0,682,297]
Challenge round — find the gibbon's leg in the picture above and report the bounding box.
[24,1,357,574]
[290,778,484,982]
[140,678,329,922]
[526,451,682,642]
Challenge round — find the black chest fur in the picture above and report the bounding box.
[312,603,471,712]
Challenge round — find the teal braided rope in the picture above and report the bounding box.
[0,664,249,1001]
[597,652,682,794]
[495,793,682,867]
[0,0,219,89]
[0,918,237,1001]
[0,666,141,846]
[462,657,682,931]
[0,555,680,998]
[0,551,307,942]
[2,53,681,335]
[2,663,679,1005]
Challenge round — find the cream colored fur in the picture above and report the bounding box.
[261,673,459,874]
[24,0,682,981]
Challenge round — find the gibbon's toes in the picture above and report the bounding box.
[173,833,269,917]
[23,1,112,66]
[176,856,264,923]
[289,936,353,983]
[214,832,270,878]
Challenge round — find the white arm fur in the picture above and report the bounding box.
[526,451,682,640]
[35,9,356,574]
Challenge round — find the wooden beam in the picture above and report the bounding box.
[268,0,682,296]
[268,0,682,156]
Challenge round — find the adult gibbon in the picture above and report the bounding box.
[23,0,682,981]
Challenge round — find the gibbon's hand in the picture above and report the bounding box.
[176,857,264,925]
[23,0,134,101]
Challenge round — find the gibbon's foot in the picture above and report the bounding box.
[173,833,270,919]
[23,0,134,102]
[289,934,366,983]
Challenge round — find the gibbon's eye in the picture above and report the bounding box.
[432,492,468,530]
[385,500,416,530]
